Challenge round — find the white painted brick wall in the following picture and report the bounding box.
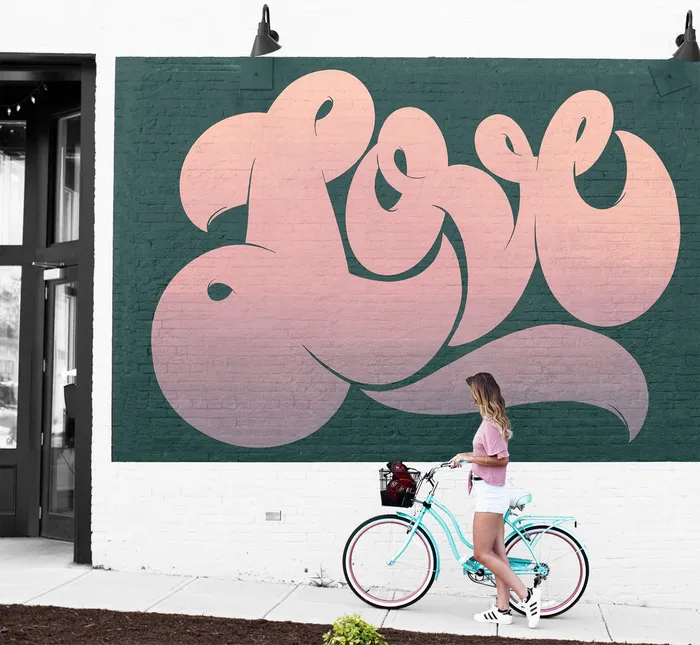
[89,0,699,611]
[3,0,696,610]
[90,462,700,609]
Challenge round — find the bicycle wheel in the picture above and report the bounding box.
[505,525,590,617]
[343,514,437,609]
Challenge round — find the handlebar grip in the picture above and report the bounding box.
[440,460,468,468]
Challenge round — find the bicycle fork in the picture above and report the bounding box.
[387,508,430,566]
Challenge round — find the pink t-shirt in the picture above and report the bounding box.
[471,419,509,487]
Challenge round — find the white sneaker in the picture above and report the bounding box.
[520,587,542,628]
[474,605,513,625]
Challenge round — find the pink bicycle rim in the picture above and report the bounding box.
[347,519,433,605]
[507,529,584,614]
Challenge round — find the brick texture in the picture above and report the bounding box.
[91,462,700,608]
[112,58,700,462]
[100,53,700,609]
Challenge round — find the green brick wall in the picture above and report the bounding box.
[113,57,700,462]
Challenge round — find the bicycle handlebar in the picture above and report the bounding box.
[424,461,467,480]
[439,460,468,468]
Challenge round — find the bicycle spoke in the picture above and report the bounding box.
[344,517,435,608]
[546,548,583,565]
[506,527,588,616]
[385,561,430,572]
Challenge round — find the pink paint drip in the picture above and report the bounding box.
[152,71,679,448]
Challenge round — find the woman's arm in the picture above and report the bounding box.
[450,452,509,467]
[468,453,509,467]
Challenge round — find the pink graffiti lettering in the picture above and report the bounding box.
[346,107,536,344]
[366,325,648,440]
[473,91,679,329]
[151,70,679,448]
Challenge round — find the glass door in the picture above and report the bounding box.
[38,106,82,541]
[40,267,78,540]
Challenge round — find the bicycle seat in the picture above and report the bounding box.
[509,490,532,509]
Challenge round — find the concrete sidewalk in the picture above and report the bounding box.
[1,539,698,644]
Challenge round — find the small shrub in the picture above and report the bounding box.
[322,614,388,645]
[310,565,332,588]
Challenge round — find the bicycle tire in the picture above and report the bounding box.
[505,524,590,618]
[343,514,438,610]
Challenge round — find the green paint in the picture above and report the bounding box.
[113,57,700,462]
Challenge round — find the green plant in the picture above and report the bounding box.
[322,614,388,645]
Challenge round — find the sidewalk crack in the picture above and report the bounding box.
[144,576,197,612]
[261,583,300,620]
[22,567,92,605]
[598,604,613,641]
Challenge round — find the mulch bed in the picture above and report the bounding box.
[0,604,651,645]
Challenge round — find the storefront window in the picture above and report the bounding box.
[54,114,81,242]
[0,122,26,245]
[0,266,21,449]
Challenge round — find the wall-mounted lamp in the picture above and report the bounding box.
[251,4,281,57]
[674,10,700,61]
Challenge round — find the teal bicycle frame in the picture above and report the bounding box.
[387,464,587,584]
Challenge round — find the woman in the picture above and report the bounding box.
[449,372,541,629]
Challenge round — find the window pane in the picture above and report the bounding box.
[54,114,81,243]
[0,123,26,245]
[0,266,21,449]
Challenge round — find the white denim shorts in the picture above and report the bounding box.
[473,480,511,515]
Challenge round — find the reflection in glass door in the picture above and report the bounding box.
[0,124,25,450]
[54,114,80,243]
[0,122,26,245]
[41,271,78,540]
[0,121,26,536]
[0,267,21,451]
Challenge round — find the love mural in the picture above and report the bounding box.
[151,70,680,448]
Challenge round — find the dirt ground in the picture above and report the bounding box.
[0,604,653,645]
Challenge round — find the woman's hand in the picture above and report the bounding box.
[449,452,472,468]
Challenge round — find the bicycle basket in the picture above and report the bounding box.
[379,465,421,508]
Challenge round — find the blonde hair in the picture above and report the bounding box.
[466,372,513,441]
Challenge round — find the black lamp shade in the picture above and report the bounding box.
[674,10,700,61]
[251,5,281,57]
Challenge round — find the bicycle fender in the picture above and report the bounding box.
[395,511,442,581]
[506,523,590,557]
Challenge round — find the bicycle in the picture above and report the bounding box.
[343,462,590,617]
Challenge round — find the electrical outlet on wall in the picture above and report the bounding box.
[265,511,282,521]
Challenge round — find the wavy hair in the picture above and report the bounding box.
[466,372,512,441]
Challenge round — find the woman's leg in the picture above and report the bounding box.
[492,521,511,610]
[473,512,528,601]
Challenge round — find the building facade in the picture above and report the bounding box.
[1,0,699,609]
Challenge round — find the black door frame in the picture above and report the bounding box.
[0,54,95,564]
